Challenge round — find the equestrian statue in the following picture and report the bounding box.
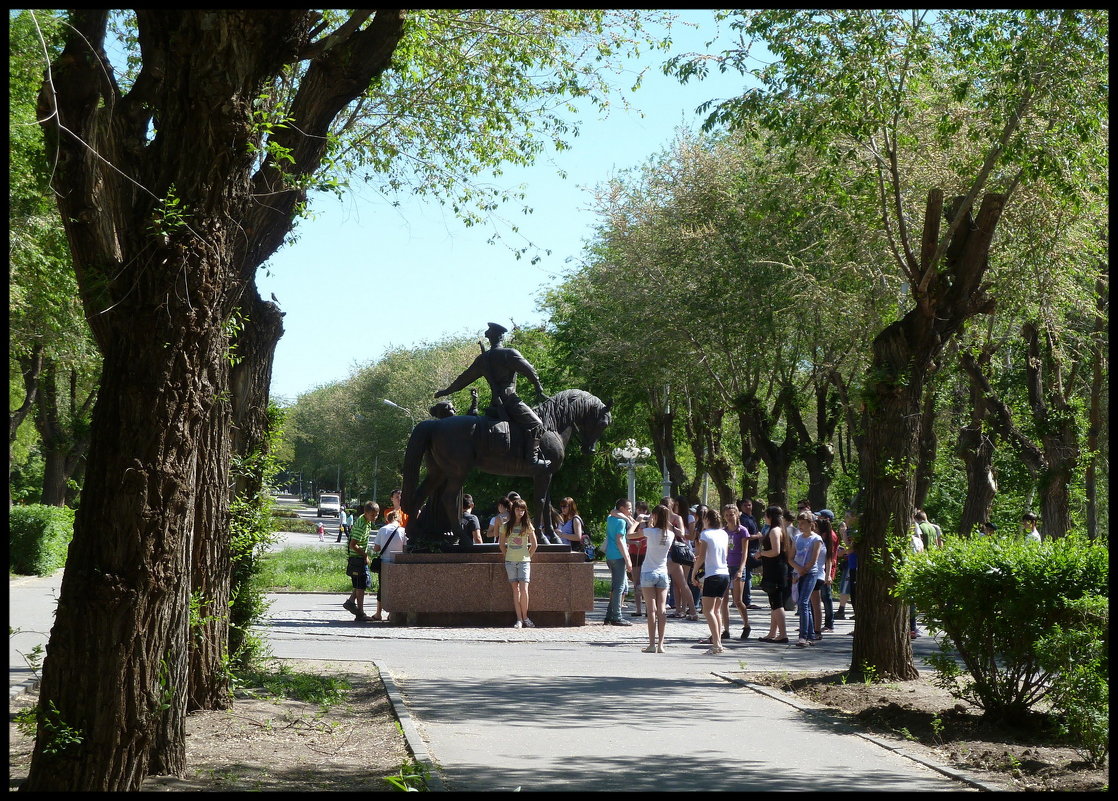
[401,323,611,549]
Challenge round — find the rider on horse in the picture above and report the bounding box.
[434,322,552,472]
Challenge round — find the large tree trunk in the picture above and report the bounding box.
[185,356,233,714]
[1084,265,1107,540]
[227,287,285,666]
[852,190,1004,681]
[1022,323,1078,538]
[957,346,999,536]
[34,359,96,506]
[26,11,321,790]
[785,379,841,510]
[912,385,938,510]
[647,385,688,498]
[737,390,796,509]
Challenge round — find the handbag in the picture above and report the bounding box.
[581,533,596,562]
[370,527,399,574]
[346,555,367,577]
[669,538,695,566]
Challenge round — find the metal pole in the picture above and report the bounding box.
[627,461,637,510]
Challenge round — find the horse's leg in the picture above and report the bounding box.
[533,473,555,544]
[441,471,469,545]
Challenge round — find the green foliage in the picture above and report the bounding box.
[1035,594,1108,766]
[384,757,430,792]
[9,504,74,576]
[896,534,1107,725]
[227,403,285,671]
[16,700,84,755]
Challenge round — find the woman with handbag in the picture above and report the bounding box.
[555,497,584,552]
[757,505,790,643]
[663,496,698,621]
[368,509,407,622]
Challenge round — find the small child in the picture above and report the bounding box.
[316,521,325,542]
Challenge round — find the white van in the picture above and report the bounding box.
[317,493,342,518]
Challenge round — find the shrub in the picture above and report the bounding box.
[1035,594,1108,765]
[896,533,1108,726]
[9,504,75,575]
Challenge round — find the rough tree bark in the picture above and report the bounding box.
[956,346,999,536]
[1084,264,1107,540]
[852,190,1004,681]
[912,384,938,510]
[785,379,841,510]
[34,359,95,506]
[960,323,1080,538]
[736,389,798,509]
[28,10,405,790]
[647,385,688,497]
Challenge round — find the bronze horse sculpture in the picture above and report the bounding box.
[401,389,611,548]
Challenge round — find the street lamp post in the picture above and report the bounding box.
[382,398,416,425]
[612,439,651,510]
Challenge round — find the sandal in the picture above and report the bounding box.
[656,645,666,653]
[641,645,657,653]
[697,636,712,644]
[704,647,725,655]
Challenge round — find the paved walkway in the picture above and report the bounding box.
[10,524,989,791]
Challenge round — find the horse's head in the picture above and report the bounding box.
[578,400,612,456]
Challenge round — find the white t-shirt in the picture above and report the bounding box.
[371,524,407,558]
[699,528,730,576]
[641,526,675,574]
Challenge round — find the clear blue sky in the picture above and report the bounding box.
[257,10,753,404]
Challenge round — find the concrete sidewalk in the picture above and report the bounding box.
[264,590,984,792]
[11,563,987,791]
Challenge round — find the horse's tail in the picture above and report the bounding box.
[401,419,436,518]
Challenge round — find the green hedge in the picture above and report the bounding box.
[10,504,75,576]
[897,534,1108,738]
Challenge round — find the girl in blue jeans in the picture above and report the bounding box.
[792,512,823,647]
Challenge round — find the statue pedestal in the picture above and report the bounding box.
[379,549,593,627]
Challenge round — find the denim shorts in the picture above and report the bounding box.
[640,569,669,589]
[505,561,531,583]
[350,566,371,590]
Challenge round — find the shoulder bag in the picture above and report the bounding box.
[668,537,695,566]
[369,527,399,574]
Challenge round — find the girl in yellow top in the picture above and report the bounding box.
[498,498,538,628]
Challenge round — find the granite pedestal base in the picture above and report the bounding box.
[379,548,593,627]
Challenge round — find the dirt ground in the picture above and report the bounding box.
[9,660,412,792]
[729,669,1108,792]
[10,660,1106,791]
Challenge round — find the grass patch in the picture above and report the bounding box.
[258,545,355,592]
[271,516,319,535]
[234,660,352,711]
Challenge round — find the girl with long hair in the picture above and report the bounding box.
[498,498,538,628]
[638,504,677,652]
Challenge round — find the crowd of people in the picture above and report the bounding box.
[330,486,1045,644]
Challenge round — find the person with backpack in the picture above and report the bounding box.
[555,497,585,552]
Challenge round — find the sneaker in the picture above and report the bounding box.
[523,619,536,628]
[343,599,358,614]
[354,613,372,622]
[834,610,846,620]
[740,627,751,640]
[822,626,834,633]
[605,618,633,626]
[513,620,523,629]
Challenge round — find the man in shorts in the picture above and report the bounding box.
[343,501,379,622]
